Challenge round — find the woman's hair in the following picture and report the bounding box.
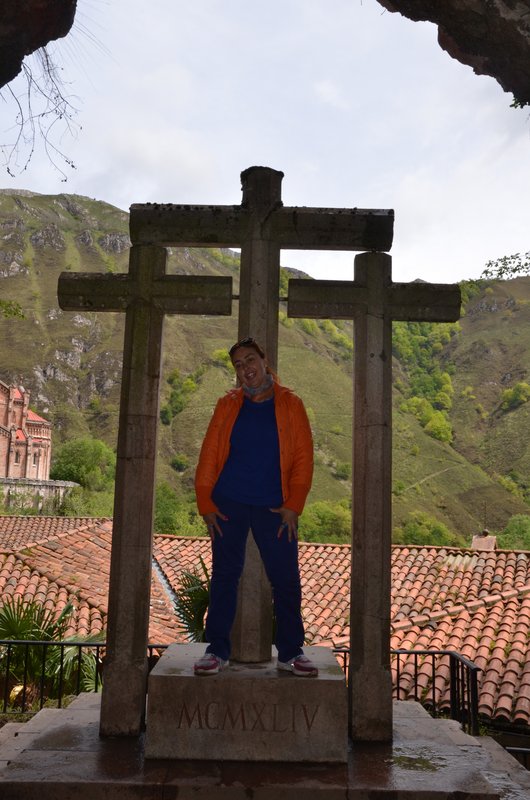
[229,337,266,361]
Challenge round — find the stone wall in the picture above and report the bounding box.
[0,478,77,512]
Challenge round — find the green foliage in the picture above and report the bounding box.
[50,438,116,491]
[279,310,294,328]
[0,299,24,319]
[334,462,351,481]
[497,515,530,550]
[173,557,210,642]
[279,267,290,295]
[55,487,114,517]
[154,483,204,536]
[393,511,466,547]
[500,382,530,412]
[170,454,189,473]
[319,319,353,355]
[299,318,320,337]
[0,597,74,697]
[482,251,530,280]
[299,499,351,543]
[459,280,486,307]
[211,348,231,369]
[0,599,104,706]
[511,97,530,110]
[392,321,457,443]
[424,411,453,443]
[160,368,203,425]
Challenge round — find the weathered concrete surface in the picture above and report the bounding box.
[376,0,530,104]
[2,694,530,798]
[144,643,347,762]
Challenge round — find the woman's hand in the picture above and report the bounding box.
[270,506,299,542]
[203,511,228,541]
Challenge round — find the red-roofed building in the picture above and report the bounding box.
[0,380,52,481]
[2,516,530,737]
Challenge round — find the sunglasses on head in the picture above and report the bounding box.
[229,337,265,359]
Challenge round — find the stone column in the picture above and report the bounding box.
[230,166,283,663]
[348,251,393,741]
[99,244,167,736]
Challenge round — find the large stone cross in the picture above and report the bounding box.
[130,166,394,667]
[58,246,232,736]
[288,252,461,740]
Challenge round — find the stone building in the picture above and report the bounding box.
[0,380,52,480]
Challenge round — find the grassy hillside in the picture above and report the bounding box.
[0,190,528,540]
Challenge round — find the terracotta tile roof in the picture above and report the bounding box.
[3,518,530,729]
[14,429,26,441]
[155,536,530,729]
[0,516,104,552]
[0,517,181,643]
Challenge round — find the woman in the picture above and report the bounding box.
[194,337,317,677]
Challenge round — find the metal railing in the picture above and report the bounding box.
[333,646,481,736]
[0,640,166,714]
[1,640,480,736]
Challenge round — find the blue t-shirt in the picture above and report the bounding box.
[214,396,283,506]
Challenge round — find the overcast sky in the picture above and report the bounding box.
[2,0,529,284]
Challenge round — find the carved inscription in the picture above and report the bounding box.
[176,701,320,733]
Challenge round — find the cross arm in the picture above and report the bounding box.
[389,283,461,322]
[288,278,461,322]
[129,203,394,253]
[129,204,244,247]
[58,272,233,315]
[274,207,394,252]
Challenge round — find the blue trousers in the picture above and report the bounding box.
[205,494,305,663]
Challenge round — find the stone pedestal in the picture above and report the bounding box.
[144,643,347,762]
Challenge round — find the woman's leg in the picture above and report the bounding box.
[204,496,250,661]
[250,506,305,663]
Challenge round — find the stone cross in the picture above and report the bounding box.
[130,166,394,664]
[58,246,232,736]
[288,252,461,741]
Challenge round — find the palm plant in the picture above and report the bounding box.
[0,597,74,707]
[173,556,210,642]
[46,631,106,695]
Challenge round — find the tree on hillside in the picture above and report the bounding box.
[50,437,115,490]
[482,252,530,280]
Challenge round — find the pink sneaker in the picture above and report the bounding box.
[194,652,228,676]
[277,654,318,677]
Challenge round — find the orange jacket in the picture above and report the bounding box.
[195,382,313,516]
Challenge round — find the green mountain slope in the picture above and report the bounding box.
[0,190,528,540]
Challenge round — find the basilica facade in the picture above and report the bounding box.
[0,380,52,481]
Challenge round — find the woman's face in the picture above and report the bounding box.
[231,346,267,389]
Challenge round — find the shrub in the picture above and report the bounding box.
[211,348,231,369]
[393,512,465,547]
[498,515,530,550]
[500,382,530,412]
[299,318,319,337]
[154,484,204,536]
[334,462,351,481]
[424,411,453,443]
[171,454,189,473]
[299,500,351,543]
